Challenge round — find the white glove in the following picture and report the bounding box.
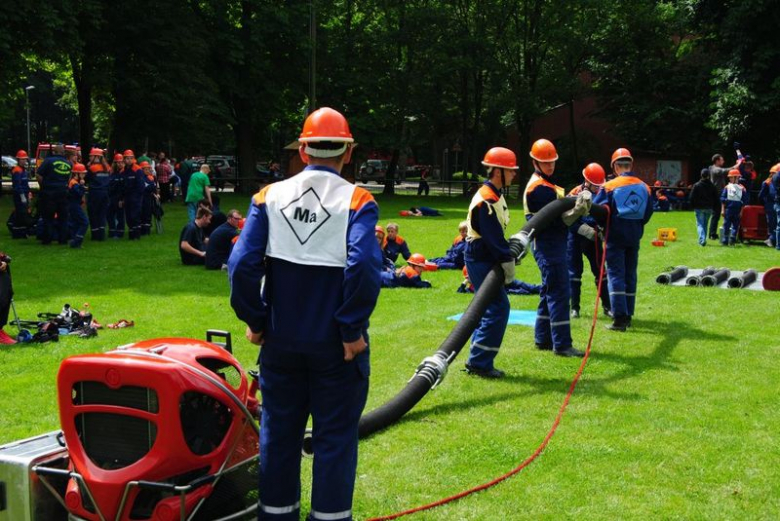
[501,261,516,285]
[577,224,596,241]
[562,190,593,226]
[20,195,27,204]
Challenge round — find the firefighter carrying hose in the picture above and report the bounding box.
[228,107,382,521]
[524,139,587,357]
[463,146,518,378]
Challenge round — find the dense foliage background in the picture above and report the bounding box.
[2,0,780,177]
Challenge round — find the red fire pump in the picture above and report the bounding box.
[33,332,260,521]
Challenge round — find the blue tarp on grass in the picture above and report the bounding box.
[447,309,537,327]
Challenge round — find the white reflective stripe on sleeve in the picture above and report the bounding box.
[260,501,301,515]
[310,509,352,520]
[471,342,500,352]
[625,293,636,296]
[550,320,570,327]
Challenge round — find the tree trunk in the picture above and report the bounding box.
[71,55,93,151]
[568,98,579,171]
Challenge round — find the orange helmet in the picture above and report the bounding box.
[89,148,103,157]
[611,148,633,167]
[15,150,28,159]
[407,253,426,267]
[375,225,385,236]
[113,153,123,162]
[481,147,519,170]
[529,139,558,162]
[582,162,606,186]
[299,108,353,158]
[727,169,741,178]
[72,163,87,173]
[123,149,135,157]
[139,161,151,168]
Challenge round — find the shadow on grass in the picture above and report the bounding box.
[377,318,737,429]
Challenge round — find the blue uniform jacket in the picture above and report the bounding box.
[524,172,567,261]
[383,236,411,262]
[773,172,780,204]
[123,164,146,199]
[592,172,653,247]
[758,177,776,209]
[67,180,86,205]
[87,164,111,192]
[720,183,749,213]
[466,182,513,263]
[108,171,125,199]
[11,167,30,196]
[228,166,382,352]
[37,155,71,192]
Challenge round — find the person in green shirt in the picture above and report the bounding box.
[186,164,212,220]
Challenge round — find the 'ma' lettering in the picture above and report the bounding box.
[293,207,317,223]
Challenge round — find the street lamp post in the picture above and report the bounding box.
[25,85,35,155]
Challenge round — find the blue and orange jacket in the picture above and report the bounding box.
[465,182,513,263]
[108,168,125,199]
[383,235,411,262]
[11,166,30,197]
[87,163,111,192]
[123,163,146,199]
[758,175,776,209]
[67,178,86,206]
[524,171,567,260]
[773,172,780,204]
[228,165,382,352]
[720,182,749,214]
[37,155,71,192]
[593,172,653,247]
[143,173,157,194]
[381,266,431,289]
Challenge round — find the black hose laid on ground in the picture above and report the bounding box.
[656,266,689,285]
[358,197,604,438]
[727,269,757,289]
[686,267,715,286]
[701,268,730,287]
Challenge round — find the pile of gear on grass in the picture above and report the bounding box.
[13,302,131,343]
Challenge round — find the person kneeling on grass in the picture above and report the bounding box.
[375,225,396,272]
[179,207,212,265]
[429,221,468,269]
[383,222,411,263]
[380,253,432,288]
[457,265,541,295]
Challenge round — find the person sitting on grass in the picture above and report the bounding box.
[457,265,541,295]
[380,253,432,288]
[383,222,411,263]
[205,208,242,270]
[179,207,212,265]
[429,221,468,269]
[375,225,396,272]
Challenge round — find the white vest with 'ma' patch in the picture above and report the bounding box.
[265,168,355,267]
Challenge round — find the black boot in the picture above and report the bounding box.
[606,315,629,331]
[554,346,585,358]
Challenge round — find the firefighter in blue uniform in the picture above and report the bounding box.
[524,139,586,357]
[67,163,89,248]
[567,162,611,319]
[382,223,411,263]
[139,161,158,235]
[10,150,32,238]
[593,148,653,331]
[374,225,397,272]
[229,107,381,521]
[719,169,749,246]
[86,148,111,241]
[122,150,145,240]
[757,164,778,247]
[35,143,72,244]
[107,153,126,238]
[463,147,518,378]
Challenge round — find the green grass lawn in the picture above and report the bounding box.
[1,190,778,520]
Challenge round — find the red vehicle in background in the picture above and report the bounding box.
[35,143,81,170]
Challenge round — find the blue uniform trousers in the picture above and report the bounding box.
[87,191,109,241]
[567,234,609,312]
[259,346,369,521]
[125,195,142,240]
[775,203,780,250]
[465,259,509,370]
[107,197,125,238]
[721,208,741,245]
[68,202,88,248]
[11,195,29,238]
[533,253,573,349]
[141,194,153,235]
[606,243,639,318]
[764,204,776,246]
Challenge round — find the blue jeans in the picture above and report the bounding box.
[694,209,712,246]
[187,201,198,221]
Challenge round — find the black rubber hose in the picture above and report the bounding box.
[727,269,757,289]
[358,197,604,438]
[686,267,715,286]
[656,266,688,285]
[701,268,730,287]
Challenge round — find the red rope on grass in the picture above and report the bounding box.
[367,207,611,521]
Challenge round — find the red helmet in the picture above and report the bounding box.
[582,163,606,186]
[611,148,633,167]
[529,139,558,162]
[113,153,123,161]
[481,147,519,170]
[123,149,135,157]
[299,107,353,144]
[727,169,741,178]
[15,150,28,159]
[72,163,87,173]
[89,148,103,157]
[139,161,151,168]
[407,253,427,267]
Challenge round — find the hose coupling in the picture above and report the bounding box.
[411,351,450,389]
